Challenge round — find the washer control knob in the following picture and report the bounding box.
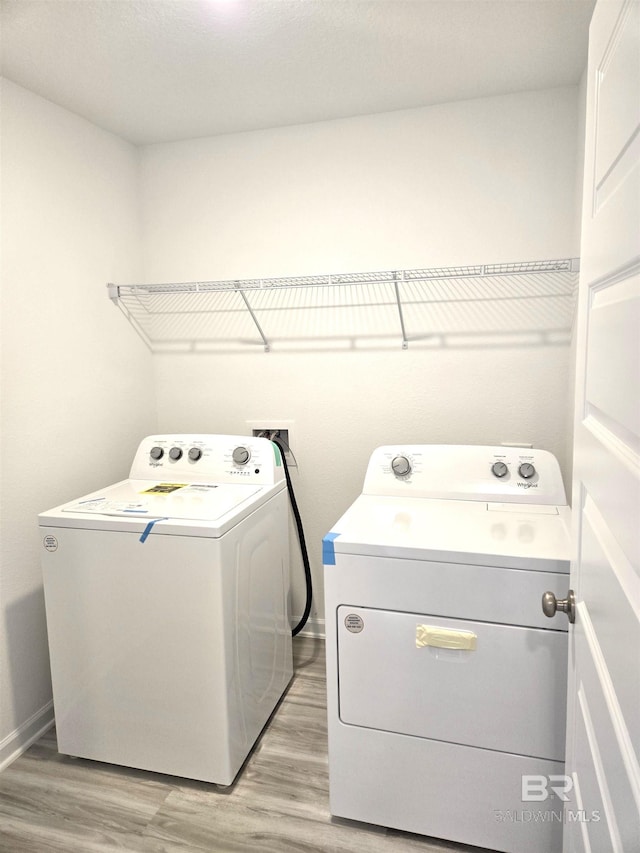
[391,455,412,477]
[232,446,251,465]
[188,447,202,462]
[169,447,183,461]
[519,462,536,479]
[150,446,164,460]
[491,461,508,478]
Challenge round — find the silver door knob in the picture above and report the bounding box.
[542,590,576,624]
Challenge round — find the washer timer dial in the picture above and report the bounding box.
[232,446,251,465]
[391,455,412,477]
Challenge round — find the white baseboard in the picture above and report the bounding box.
[294,616,325,639]
[0,700,55,772]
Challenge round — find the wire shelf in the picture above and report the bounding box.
[108,258,579,352]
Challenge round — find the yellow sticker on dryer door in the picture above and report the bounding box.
[416,624,477,651]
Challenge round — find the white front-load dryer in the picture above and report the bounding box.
[40,434,292,785]
[323,445,572,853]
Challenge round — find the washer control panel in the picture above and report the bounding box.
[129,434,285,485]
[365,445,566,505]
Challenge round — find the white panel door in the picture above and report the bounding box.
[566,1,640,850]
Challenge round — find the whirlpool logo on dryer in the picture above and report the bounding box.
[517,481,538,489]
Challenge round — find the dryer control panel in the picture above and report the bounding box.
[129,434,285,485]
[363,445,567,505]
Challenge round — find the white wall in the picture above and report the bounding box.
[141,87,582,632]
[0,79,157,766]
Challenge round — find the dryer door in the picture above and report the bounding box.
[336,605,567,760]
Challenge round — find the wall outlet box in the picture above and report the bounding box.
[246,420,296,467]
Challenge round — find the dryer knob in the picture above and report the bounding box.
[491,461,508,478]
[188,447,202,462]
[519,462,536,479]
[150,446,164,461]
[169,447,183,461]
[391,455,412,477]
[232,446,251,465]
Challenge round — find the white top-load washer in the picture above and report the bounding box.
[40,434,292,786]
[323,445,572,853]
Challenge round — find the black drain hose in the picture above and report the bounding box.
[271,437,313,637]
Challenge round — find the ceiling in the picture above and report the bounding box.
[0,0,595,146]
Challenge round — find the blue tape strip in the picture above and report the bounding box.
[322,531,340,566]
[139,517,168,543]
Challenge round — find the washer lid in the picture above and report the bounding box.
[326,494,571,572]
[39,479,274,537]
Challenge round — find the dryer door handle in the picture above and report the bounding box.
[541,590,576,624]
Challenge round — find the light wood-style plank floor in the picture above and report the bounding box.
[0,637,496,853]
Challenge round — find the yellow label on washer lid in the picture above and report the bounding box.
[416,625,477,651]
[141,483,187,494]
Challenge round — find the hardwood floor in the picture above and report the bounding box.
[0,637,495,853]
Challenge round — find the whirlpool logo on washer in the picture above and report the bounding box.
[517,481,538,489]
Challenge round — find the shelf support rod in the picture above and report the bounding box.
[394,273,409,349]
[238,287,270,352]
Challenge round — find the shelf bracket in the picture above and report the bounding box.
[394,274,409,349]
[107,283,120,303]
[238,287,270,352]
